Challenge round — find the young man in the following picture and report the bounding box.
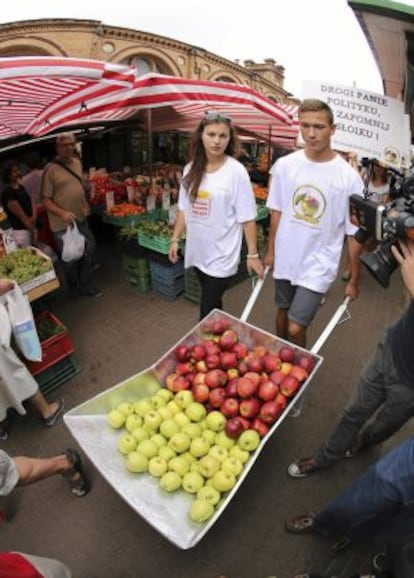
[264,99,364,347]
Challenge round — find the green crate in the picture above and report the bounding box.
[36,354,80,396]
[138,232,184,255]
[125,271,152,293]
[122,255,149,276]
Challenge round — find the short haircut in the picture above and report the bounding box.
[298,99,334,125]
[56,132,76,144]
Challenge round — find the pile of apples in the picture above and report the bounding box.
[164,318,315,439]
[106,389,261,523]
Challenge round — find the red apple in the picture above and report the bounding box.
[165,372,178,390]
[225,417,244,439]
[281,362,293,375]
[192,382,210,402]
[259,400,281,424]
[225,378,239,397]
[170,375,191,393]
[252,345,268,359]
[275,392,288,412]
[269,370,285,386]
[251,418,269,438]
[232,342,248,360]
[191,344,206,361]
[175,344,191,362]
[237,376,258,398]
[297,354,316,374]
[220,352,238,370]
[237,416,251,431]
[280,375,301,397]
[193,372,206,386]
[279,345,295,363]
[239,398,260,419]
[219,329,239,351]
[237,361,248,375]
[262,354,281,373]
[205,369,227,389]
[220,397,240,418]
[243,371,261,388]
[258,380,279,401]
[246,356,263,374]
[209,387,226,408]
[203,340,221,356]
[290,365,308,383]
[205,354,220,370]
[212,319,230,335]
[175,361,194,376]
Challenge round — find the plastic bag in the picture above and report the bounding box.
[6,283,42,361]
[0,302,11,347]
[61,222,85,263]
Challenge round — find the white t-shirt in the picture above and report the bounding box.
[267,149,364,293]
[178,156,257,277]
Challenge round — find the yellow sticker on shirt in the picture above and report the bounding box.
[191,189,211,219]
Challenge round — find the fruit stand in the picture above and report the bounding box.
[64,309,323,549]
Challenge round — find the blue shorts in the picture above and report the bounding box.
[275,279,324,328]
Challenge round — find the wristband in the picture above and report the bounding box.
[170,239,179,244]
[246,253,259,259]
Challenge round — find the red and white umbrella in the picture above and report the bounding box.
[36,73,296,145]
[0,56,135,140]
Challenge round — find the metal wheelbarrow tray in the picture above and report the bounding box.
[63,300,330,549]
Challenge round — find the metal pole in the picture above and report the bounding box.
[147,108,153,182]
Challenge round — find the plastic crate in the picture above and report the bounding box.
[122,255,149,277]
[25,311,74,376]
[36,354,80,396]
[147,250,178,265]
[125,271,152,293]
[149,260,184,283]
[138,232,184,255]
[151,275,185,300]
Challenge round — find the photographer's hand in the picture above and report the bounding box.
[391,240,414,298]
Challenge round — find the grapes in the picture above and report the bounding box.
[0,248,53,284]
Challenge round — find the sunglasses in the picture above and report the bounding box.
[204,111,232,123]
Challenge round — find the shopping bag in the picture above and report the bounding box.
[0,302,11,347]
[61,222,85,263]
[6,283,42,361]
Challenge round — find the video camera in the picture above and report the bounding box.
[350,159,414,288]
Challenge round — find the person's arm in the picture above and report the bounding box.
[0,279,13,296]
[42,197,75,225]
[168,209,186,264]
[243,220,264,278]
[5,200,36,231]
[391,240,414,298]
[345,235,363,299]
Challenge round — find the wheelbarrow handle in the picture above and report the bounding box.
[310,296,351,355]
[240,266,270,322]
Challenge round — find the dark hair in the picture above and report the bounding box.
[183,116,241,202]
[2,161,19,185]
[299,99,334,125]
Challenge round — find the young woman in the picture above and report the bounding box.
[1,161,37,247]
[367,162,390,204]
[168,112,263,319]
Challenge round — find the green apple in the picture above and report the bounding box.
[168,456,190,477]
[190,462,202,475]
[150,433,167,448]
[212,470,236,492]
[158,406,173,420]
[185,402,207,423]
[106,409,126,429]
[182,471,204,493]
[205,411,226,432]
[198,455,220,478]
[174,390,194,409]
[117,433,137,455]
[137,439,159,459]
[125,414,143,433]
[144,411,162,431]
[151,395,167,410]
[189,499,214,523]
[222,457,243,477]
[181,423,202,439]
[197,485,221,505]
[202,429,217,445]
[158,446,176,462]
[131,426,150,444]
[168,432,191,453]
[174,412,190,428]
[156,388,174,402]
[159,418,180,439]
[215,431,235,450]
[159,471,182,492]
[166,400,181,415]
[208,445,228,463]
[148,456,168,477]
[181,451,196,464]
[190,436,211,458]
[117,401,134,416]
[125,451,148,473]
[238,429,260,452]
[229,445,250,464]
[134,398,153,417]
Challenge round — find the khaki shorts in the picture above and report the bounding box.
[0,450,19,496]
[275,279,324,328]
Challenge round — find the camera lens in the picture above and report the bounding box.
[360,240,398,288]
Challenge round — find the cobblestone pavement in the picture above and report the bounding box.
[1,223,412,578]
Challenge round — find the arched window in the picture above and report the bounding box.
[130,57,157,76]
[215,76,236,83]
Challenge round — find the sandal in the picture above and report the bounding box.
[63,448,90,497]
[44,398,65,427]
[285,512,316,534]
[288,456,320,478]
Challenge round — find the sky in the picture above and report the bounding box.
[1,0,405,98]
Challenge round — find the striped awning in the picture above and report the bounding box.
[0,56,135,140]
[36,73,298,145]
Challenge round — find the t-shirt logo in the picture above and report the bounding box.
[190,189,211,219]
[292,185,326,225]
